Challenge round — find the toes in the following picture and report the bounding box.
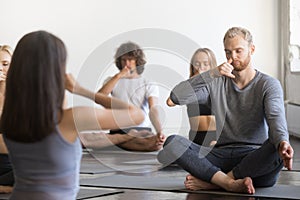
[186,174,193,180]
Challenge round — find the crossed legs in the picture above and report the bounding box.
[158,135,282,194]
[80,129,163,152]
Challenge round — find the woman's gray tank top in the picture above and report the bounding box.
[4,129,82,200]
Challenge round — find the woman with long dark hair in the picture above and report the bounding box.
[1,31,144,200]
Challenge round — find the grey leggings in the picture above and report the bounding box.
[157,135,283,187]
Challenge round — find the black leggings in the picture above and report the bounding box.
[0,154,14,186]
[109,127,152,134]
[189,130,216,146]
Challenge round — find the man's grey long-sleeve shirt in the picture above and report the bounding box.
[170,69,289,149]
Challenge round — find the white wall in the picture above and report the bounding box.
[0,0,280,133]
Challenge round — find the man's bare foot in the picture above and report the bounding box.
[211,171,255,194]
[184,174,220,191]
[120,133,163,151]
[133,134,163,151]
[128,130,163,151]
[226,177,255,194]
[155,133,166,146]
[79,132,135,148]
[0,185,13,193]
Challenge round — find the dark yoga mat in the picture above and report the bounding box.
[0,188,123,200]
[182,184,300,199]
[80,174,300,199]
[277,170,300,186]
[285,159,300,171]
[77,188,123,199]
[0,193,9,200]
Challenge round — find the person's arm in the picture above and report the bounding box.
[66,73,134,109]
[166,97,176,107]
[263,77,292,170]
[62,92,68,109]
[170,61,235,106]
[0,134,8,154]
[169,71,213,106]
[97,67,130,95]
[279,141,293,170]
[65,73,145,131]
[263,78,290,150]
[148,96,165,144]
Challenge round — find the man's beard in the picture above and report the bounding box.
[232,55,251,71]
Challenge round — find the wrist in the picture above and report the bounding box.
[278,140,289,151]
[74,85,84,95]
[209,67,222,78]
[115,72,123,79]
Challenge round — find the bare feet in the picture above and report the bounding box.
[211,171,255,194]
[79,130,164,151]
[129,134,164,151]
[226,177,255,194]
[155,133,166,146]
[79,132,134,148]
[119,131,164,151]
[184,174,220,190]
[185,173,255,194]
[126,130,165,151]
[0,185,13,193]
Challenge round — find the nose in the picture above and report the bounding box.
[125,59,131,66]
[199,64,205,70]
[231,51,238,59]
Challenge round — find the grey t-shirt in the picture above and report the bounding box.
[170,69,289,149]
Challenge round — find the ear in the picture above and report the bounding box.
[250,44,255,55]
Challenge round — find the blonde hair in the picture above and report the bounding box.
[223,27,253,45]
[0,45,13,56]
[189,48,217,78]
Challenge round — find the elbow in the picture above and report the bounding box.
[169,91,179,105]
[97,90,110,96]
[166,97,176,107]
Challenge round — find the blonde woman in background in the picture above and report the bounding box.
[186,48,217,146]
[0,45,13,113]
[167,48,217,146]
[0,45,14,193]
